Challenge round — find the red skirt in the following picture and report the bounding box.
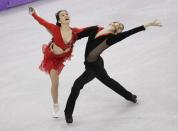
[39,43,73,75]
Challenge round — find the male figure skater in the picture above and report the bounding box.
[64,20,162,123]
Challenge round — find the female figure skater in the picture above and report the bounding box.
[64,20,162,123]
[29,7,97,118]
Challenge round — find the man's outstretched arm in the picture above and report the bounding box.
[107,19,162,46]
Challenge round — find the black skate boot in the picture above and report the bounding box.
[128,94,137,103]
[65,113,73,124]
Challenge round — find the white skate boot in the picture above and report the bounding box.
[52,104,60,118]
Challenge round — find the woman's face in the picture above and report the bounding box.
[58,10,70,24]
[110,22,124,34]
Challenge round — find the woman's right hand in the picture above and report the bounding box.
[64,48,71,53]
[29,7,36,15]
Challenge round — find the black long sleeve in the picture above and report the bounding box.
[77,26,98,40]
[106,25,145,46]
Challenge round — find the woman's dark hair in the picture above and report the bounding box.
[55,10,67,26]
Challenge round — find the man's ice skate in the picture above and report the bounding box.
[127,95,137,103]
[131,95,137,103]
[65,113,73,123]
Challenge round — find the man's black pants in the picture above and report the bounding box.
[64,56,134,116]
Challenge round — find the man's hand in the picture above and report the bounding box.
[144,19,162,28]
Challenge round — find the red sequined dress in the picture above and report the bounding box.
[32,12,94,75]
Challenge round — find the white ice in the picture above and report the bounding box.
[0,0,178,131]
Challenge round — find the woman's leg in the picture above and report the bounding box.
[49,69,60,117]
[49,69,59,104]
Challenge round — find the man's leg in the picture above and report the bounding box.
[96,68,137,103]
[64,69,96,123]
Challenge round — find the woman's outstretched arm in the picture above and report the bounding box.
[29,7,55,35]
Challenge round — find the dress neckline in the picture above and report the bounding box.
[59,27,73,46]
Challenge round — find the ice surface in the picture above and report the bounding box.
[0,0,178,131]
